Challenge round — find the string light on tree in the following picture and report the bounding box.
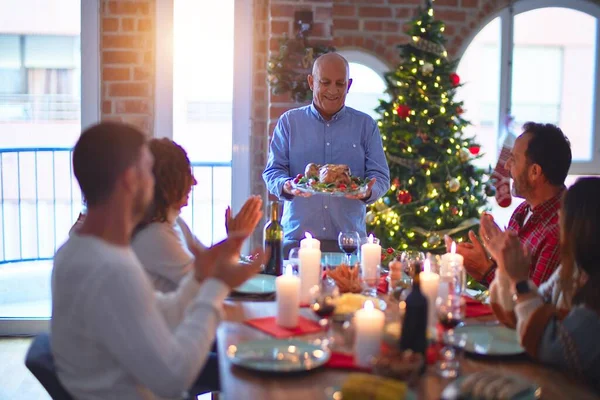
[366,0,491,254]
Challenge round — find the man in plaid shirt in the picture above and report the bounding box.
[447,122,571,287]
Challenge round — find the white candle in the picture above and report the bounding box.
[441,242,464,273]
[360,234,381,281]
[276,265,300,328]
[419,259,440,337]
[298,246,322,304]
[353,300,385,367]
[300,232,321,249]
[440,241,465,296]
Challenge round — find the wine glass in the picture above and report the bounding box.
[338,231,360,265]
[400,251,426,282]
[435,294,466,378]
[309,280,340,350]
[288,247,300,274]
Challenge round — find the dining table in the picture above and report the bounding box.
[216,293,600,400]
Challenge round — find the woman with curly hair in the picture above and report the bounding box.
[482,177,600,392]
[130,138,262,293]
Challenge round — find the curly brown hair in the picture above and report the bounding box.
[139,138,195,226]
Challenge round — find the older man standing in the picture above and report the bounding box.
[263,53,390,254]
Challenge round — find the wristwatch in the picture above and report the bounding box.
[513,279,532,301]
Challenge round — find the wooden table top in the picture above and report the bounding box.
[217,299,600,400]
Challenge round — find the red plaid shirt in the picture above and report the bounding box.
[486,189,564,286]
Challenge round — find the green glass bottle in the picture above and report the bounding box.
[263,200,283,276]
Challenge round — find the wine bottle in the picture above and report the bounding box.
[399,261,428,360]
[263,200,284,276]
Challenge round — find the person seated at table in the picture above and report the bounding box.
[51,121,265,400]
[131,138,263,293]
[484,209,576,328]
[445,122,571,287]
[481,177,600,392]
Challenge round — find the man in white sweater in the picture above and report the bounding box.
[51,121,264,400]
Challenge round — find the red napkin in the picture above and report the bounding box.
[377,274,389,294]
[462,295,493,317]
[244,316,322,339]
[326,351,372,372]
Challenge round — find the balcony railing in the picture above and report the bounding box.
[0,94,81,122]
[0,148,231,264]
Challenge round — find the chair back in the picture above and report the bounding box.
[25,333,74,400]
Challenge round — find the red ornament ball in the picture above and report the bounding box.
[469,145,481,155]
[397,189,413,205]
[386,247,394,254]
[456,106,464,115]
[449,72,460,86]
[396,104,411,118]
[392,177,401,187]
[451,206,459,216]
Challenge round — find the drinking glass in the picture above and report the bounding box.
[338,231,360,265]
[288,247,300,274]
[400,251,426,282]
[309,280,340,349]
[435,294,467,378]
[360,264,381,297]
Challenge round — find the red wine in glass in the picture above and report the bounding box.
[338,231,360,265]
[341,244,357,255]
[311,301,336,318]
[438,315,463,329]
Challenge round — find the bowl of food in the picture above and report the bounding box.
[332,293,387,322]
[326,264,362,293]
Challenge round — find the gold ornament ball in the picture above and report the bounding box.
[428,234,441,246]
[459,148,470,162]
[366,211,375,224]
[447,178,460,192]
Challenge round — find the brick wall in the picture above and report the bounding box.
[251,0,519,207]
[100,0,155,135]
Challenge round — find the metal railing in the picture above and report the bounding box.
[0,94,81,122]
[0,148,231,264]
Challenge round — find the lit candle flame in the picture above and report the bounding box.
[305,232,313,240]
[368,234,374,244]
[423,259,431,273]
[364,300,374,310]
[451,241,456,254]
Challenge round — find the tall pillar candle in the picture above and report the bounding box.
[299,246,322,305]
[353,300,385,367]
[440,242,465,296]
[360,234,381,281]
[419,260,440,337]
[300,232,320,250]
[276,265,300,328]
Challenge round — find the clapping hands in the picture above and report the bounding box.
[191,233,267,289]
[480,216,530,284]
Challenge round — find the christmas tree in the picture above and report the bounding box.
[368,0,493,255]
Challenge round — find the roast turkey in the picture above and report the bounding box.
[303,163,352,186]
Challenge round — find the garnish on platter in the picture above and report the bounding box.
[291,163,369,197]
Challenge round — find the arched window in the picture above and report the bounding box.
[456,0,600,226]
[338,50,390,120]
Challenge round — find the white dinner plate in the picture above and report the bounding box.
[227,339,330,373]
[233,274,276,295]
[454,324,524,356]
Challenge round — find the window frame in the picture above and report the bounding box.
[0,0,100,336]
[457,0,600,175]
[154,0,253,251]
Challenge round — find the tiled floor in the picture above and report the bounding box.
[0,337,50,400]
[0,337,214,400]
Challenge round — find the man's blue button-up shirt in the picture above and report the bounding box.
[262,104,390,242]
